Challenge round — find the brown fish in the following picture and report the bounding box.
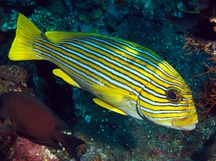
[0,91,85,161]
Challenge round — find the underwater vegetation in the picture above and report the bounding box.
[0,0,216,160]
[182,0,216,123]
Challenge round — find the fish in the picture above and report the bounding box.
[8,13,198,131]
[0,91,85,161]
[151,1,197,35]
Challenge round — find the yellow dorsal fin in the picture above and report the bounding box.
[52,68,80,88]
[93,98,127,115]
[91,84,136,107]
[45,31,100,44]
[8,13,44,61]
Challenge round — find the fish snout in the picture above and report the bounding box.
[172,113,199,131]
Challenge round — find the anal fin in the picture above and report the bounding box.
[93,98,127,115]
[52,68,80,88]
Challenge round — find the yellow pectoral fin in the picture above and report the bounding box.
[91,84,136,105]
[52,68,80,88]
[93,98,127,115]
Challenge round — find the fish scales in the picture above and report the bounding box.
[34,36,173,95]
[8,13,198,130]
[33,37,192,109]
[34,36,196,118]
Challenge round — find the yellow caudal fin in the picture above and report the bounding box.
[8,13,44,61]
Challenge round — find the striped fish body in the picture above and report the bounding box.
[8,13,198,130]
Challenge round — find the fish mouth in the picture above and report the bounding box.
[172,114,199,131]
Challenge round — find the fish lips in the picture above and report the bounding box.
[172,114,199,131]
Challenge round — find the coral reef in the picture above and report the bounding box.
[14,137,59,161]
[0,9,18,32]
[0,130,17,160]
[0,65,28,83]
[0,65,31,94]
[0,0,216,161]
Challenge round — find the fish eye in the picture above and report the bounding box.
[166,89,181,102]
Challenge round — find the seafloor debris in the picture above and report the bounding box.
[80,145,110,161]
[0,122,17,160]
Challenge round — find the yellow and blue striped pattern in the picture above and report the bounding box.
[8,13,198,130]
[32,34,196,125]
